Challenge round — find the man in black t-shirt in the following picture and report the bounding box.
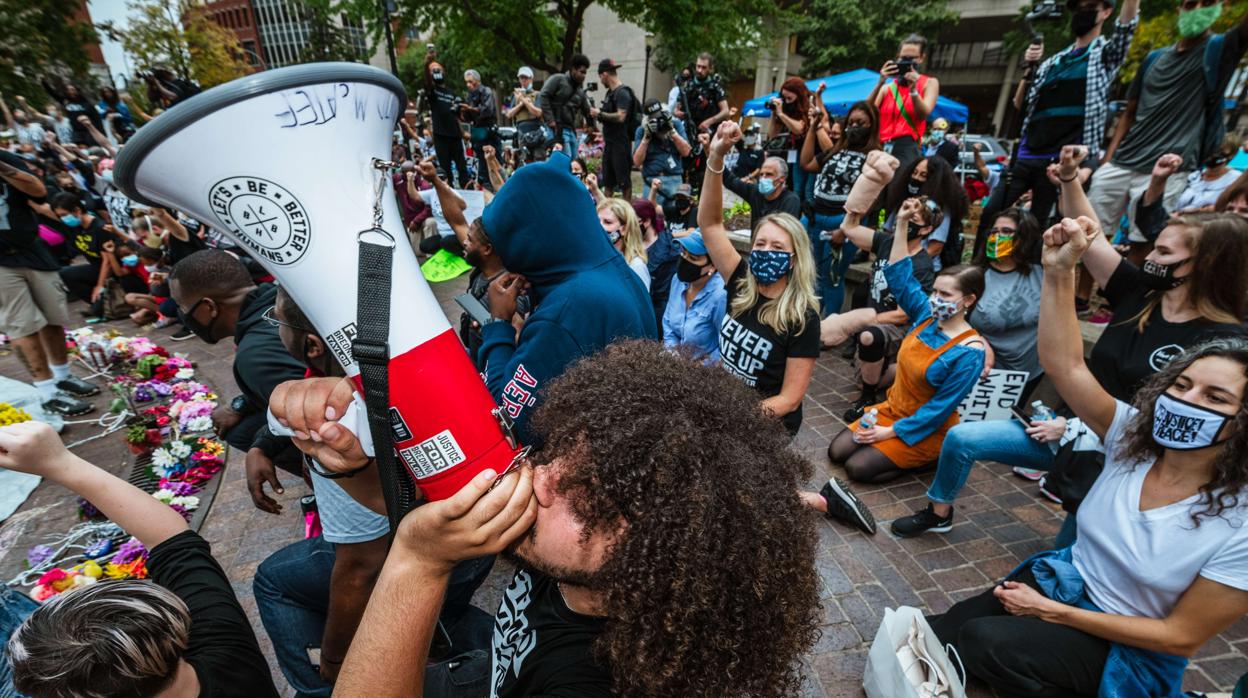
[308,343,821,698]
[424,54,470,188]
[1,420,277,698]
[660,183,699,234]
[722,156,801,231]
[51,191,144,321]
[0,153,96,415]
[591,58,637,200]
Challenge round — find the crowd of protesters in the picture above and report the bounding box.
[2,0,1248,695]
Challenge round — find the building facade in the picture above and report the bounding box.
[198,0,266,70]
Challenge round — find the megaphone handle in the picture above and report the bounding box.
[265,394,375,457]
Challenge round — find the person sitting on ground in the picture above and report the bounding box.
[830,199,941,423]
[1137,147,1246,240]
[632,197,679,329]
[821,196,986,491]
[270,151,654,455]
[168,249,307,468]
[122,245,168,325]
[51,191,137,322]
[1056,145,1248,402]
[889,207,1048,538]
[323,340,821,698]
[598,197,650,291]
[720,151,802,232]
[879,154,968,272]
[700,121,821,438]
[0,421,277,697]
[662,231,728,363]
[930,216,1248,698]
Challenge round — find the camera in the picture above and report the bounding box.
[643,100,673,138]
[1025,0,1063,22]
[586,81,598,92]
[895,58,918,77]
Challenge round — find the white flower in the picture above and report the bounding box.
[152,489,175,504]
[151,449,175,469]
[175,368,195,380]
[169,440,192,459]
[171,496,200,510]
[185,416,213,433]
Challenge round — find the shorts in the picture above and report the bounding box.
[600,140,634,189]
[0,265,70,338]
[879,322,906,362]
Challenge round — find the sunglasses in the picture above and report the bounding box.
[1180,0,1220,9]
[262,305,317,334]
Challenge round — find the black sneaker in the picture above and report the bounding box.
[820,478,877,535]
[56,376,99,397]
[170,326,196,341]
[841,393,876,423]
[890,503,954,538]
[43,395,94,416]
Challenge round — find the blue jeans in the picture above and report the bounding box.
[928,419,1056,505]
[0,585,37,698]
[550,125,578,158]
[644,175,684,209]
[791,165,815,205]
[801,212,852,316]
[254,536,495,698]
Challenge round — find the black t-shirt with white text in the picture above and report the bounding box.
[812,149,868,216]
[428,86,463,138]
[491,568,611,698]
[661,201,698,235]
[68,216,111,270]
[148,531,278,698]
[0,151,57,271]
[600,85,635,144]
[719,262,821,435]
[869,232,934,312]
[1089,259,1246,401]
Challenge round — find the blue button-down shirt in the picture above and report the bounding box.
[662,272,728,363]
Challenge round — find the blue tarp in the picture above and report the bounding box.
[741,69,970,125]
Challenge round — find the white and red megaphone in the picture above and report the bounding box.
[114,63,522,506]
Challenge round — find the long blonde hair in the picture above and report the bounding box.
[729,213,820,335]
[598,198,648,265]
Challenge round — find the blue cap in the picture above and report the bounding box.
[675,230,707,256]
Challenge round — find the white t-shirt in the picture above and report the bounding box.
[1071,400,1248,619]
[628,255,651,291]
[1173,168,1241,213]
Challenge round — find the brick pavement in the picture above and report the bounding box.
[1,281,1245,696]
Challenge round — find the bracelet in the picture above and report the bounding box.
[1058,172,1079,183]
[707,160,725,175]
[306,456,372,480]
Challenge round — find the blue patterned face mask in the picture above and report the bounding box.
[748,249,792,284]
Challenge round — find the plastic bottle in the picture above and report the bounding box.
[860,408,879,430]
[1030,400,1055,422]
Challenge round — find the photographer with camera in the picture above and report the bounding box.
[539,54,595,156]
[460,69,501,190]
[868,35,940,169]
[987,0,1139,236]
[675,53,730,188]
[506,67,544,162]
[423,50,470,188]
[591,58,639,200]
[633,99,692,206]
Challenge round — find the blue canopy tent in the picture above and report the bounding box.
[741,69,969,125]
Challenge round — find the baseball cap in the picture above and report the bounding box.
[676,231,707,256]
[517,66,534,78]
[674,183,693,198]
[598,58,621,74]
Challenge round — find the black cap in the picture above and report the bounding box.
[598,58,621,74]
[1066,0,1114,7]
[643,98,664,116]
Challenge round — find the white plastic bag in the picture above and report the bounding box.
[863,606,966,698]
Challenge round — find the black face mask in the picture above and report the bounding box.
[674,196,692,212]
[676,257,709,283]
[177,301,219,344]
[1071,8,1099,37]
[1141,258,1189,291]
[907,180,922,196]
[845,125,871,149]
[432,71,445,83]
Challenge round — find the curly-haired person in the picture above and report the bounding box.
[326,340,821,698]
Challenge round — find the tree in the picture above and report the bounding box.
[797,0,957,76]
[1119,0,1248,84]
[303,0,370,63]
[114,0,250,89]
[0,0,97,100]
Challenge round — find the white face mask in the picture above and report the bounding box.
[1152,393,1235,450]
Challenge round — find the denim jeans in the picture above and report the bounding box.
[644,175,684,210]
[551,125,578,158]
[254,536,495,698]
[928,419,1056,505]
[0,585,37,698]
[801,212,851,317]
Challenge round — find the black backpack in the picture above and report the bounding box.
[621,86,642,136]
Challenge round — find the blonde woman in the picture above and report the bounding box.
[598,198,650,291]
[700,121,821,437]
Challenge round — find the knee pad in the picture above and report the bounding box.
[857,327,887,362]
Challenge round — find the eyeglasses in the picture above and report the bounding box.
[1180,0,1220,9]
[988,227,1017,235]
[262,305,316,334]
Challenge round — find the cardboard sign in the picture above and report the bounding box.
[957,369,1030,422]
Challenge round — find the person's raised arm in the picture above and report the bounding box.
[632,128,649,167]
[483,145,507,192]
[799,107,823,173]
[699,121,745,282]
[152,207,189,242]
[672,124,693,157]
[1054,145,1119,286]
[76,116,115,154]
[890,198,920,263]
[972,143,990,181]
[1013,45,1043,110]
[869,61,897,107]
[0,94,15,132]
[14,95,49,123]
[1038,217,1117,438]
[0,422,187,550]
[417,157,469,245]
[336,467,536,698]
[0,156,46,198]
[121,94,152,124]
[1142,153,1182,208]
[914,76,940,121]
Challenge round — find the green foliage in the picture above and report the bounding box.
[728,199,751,217]
[1121,0,1248,85]
[301,0,371,63]
[0,0,97,100]
[116,0,250,88]
[798,0,958,76]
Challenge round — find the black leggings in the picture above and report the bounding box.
[827,427,907,484]
[433,135,470,188]
[929,566,1109,698]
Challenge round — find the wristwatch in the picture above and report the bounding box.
[230,395,251,414]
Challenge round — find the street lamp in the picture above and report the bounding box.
[643,32,654,101]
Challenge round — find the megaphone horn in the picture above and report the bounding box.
[114,63,523,513]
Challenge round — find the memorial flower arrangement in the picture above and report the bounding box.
[149,436,226,483]
[0,402,32,426]
[28,537,150,601]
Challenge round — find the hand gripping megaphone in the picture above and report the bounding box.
[114,63,524,516]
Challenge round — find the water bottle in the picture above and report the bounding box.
[1030,400,1055,422]
[854,408,879,443]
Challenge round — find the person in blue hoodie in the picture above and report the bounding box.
[478,150,656,445]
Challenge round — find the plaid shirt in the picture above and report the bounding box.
[1021,16,1139,154]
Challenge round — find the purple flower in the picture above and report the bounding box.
[111,537,148,565]
[26,545,54,568]
[164,481,197,496]
[76,497,101,520]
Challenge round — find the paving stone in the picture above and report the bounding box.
[931,566,990,595]
[914,546,968,573]
[986,522,1038,545]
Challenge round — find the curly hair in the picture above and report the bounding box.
[529,340,821,698]
[1118,338,1248,526]
[883,156,968,228]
